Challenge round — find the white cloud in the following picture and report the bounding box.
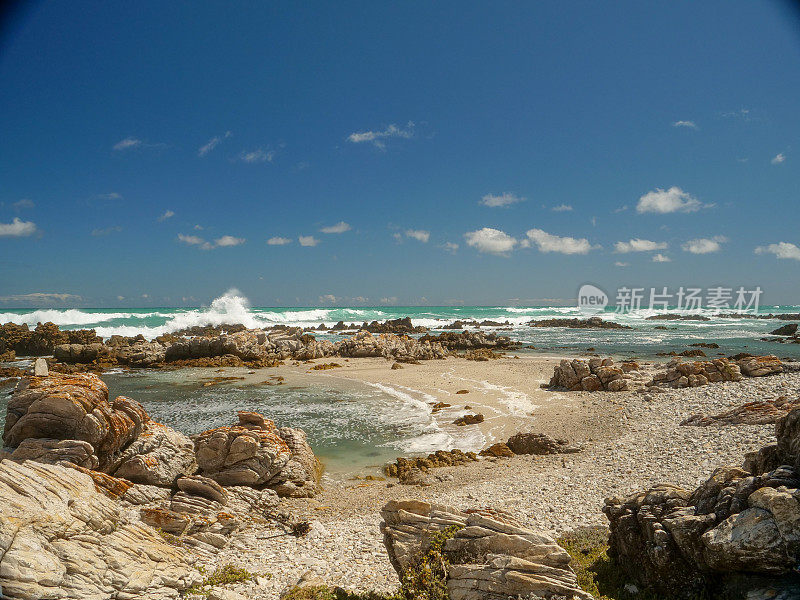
[525,228,597,255]
[214,235,245,247]
[158,210,175,222]
[299,235,320,247]
[91,225,122,236]
[320,221,351,234]
[682,236,727,254]
[480,193,524,208]
[721,108,751,119]
[405,229,430,243]
[198,131,232,157]
[178,233,244,250]
[672,120,697,129]
[551,204,573,212]
[178,234,206,246]
[0,217,38,237]
[113,137,142,151]
[0,292,81,304]
[636,187,705,214]
[117,295,125,301]
[614,205,628,213]
[614,261,630,267]
[441,242,459,254]
[267,236,292,246]
[652,253,672,262]
[319,294,337,304]
[238,149,274,163]
[380,296,398,305]
[12,199,34,210]
[772,153,786,165]
[95,192,122,201]
[464,228,518,256]
[755,242,800,261]
[346,122,414,149]
[614,238,668,253]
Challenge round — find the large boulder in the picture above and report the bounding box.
[337,331,446,361]
[549,357,633,392]
[0,459,199,599]
[108,421,197,486]
[381,499,593,600]
[3,374,149,468]
[648,358,743,389]
[194,411,321,496]
[603,407,800,598]
[737,355,783,378]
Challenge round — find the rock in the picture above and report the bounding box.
[770,324,798,336]
[194,411,321,496]
[549,357,633,391]
[381,499,593,600]
[419,330,521,351]
[507,432,581,455]
[384,450,478,481]
[337,331,446,361]
[3,373,149,468]
[209,590,248,600]
[603,407,800,598]
[0,459,199,599]
[648,358,743,389]
[453,413,484,426]
[270,426,323,497]
[0,322,100,356]
[33,357,48,377]
[681,396,800,427]
[479,442,515,457]
[528,316,630,329]
[361,317,428,334]
[8,437,98,469]
[177,474,228,504]
[737,355,783,377]
[109,421,197,486]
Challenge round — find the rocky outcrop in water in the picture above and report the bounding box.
[548,357,636,391]
[418,330,521,351]
[194,411,321,497]
[360,316,428,334]
[603,407,800,598]
[337,331,446,360]
[0,321,101,356]
[0,459,200,599]
[528,316,630,329]
[381,499,593,600]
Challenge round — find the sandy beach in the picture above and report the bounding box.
[187,355,798,599]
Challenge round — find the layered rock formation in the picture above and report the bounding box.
[337,331,445,361]
[2,372,196,486]
[3,374,321,497]
[194,411,322,497]
[0,459,200,599]
[603,407,800,598]
[507,432,582,455]
[648,358,743,389]
[548,357,636,392]
[381,499,593,600]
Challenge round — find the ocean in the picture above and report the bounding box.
[2,292,799,474]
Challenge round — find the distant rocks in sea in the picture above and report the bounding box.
[646,313,711,321]
[527,316,630,329]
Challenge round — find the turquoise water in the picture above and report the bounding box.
[1,291,799,360]
[3,294,800,473]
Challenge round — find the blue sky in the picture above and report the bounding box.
[1,1,799,307]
